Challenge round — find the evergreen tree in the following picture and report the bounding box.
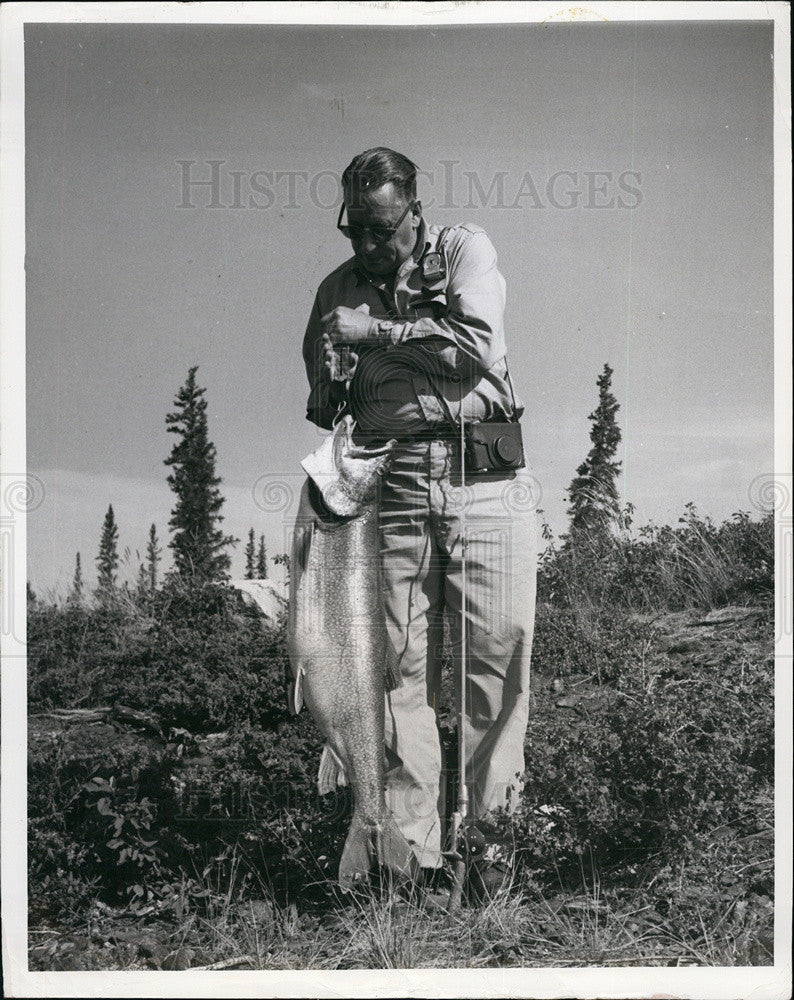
[133,562,147,597]
[566,363,622,541]
[69,552,83,603]
[256,534,268,579]
[95,505,119,594]
[164,366,236,580]
[245,528,256,579]
[146,523,161,591]
[26,581,37,604]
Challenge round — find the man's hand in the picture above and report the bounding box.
[321,306,378,344]
[322,334,359,382]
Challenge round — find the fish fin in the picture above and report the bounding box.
[383,642,403,692]
[375,813,419,883]
[292,515,314,579]
[289,667,304,716]
[338,817,375,889]
[317,743,347,795]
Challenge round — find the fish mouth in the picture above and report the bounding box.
[301,415,397,517]
[346,440,395,460]
[335,417,396,465]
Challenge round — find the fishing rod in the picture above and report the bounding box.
[447,380,469,913]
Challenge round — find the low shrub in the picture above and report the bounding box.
[538,506,774,613]
[530,606,649,683]
[27,602,148,710]
[514,618,773,878]
[28,727,182,921]
[28,580,291,732]
[27,504,775,931]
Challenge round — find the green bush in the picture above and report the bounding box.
[531,606,648,683]
[28,713,354,915]
[173,719,348,897]
[27,602,150,710]
[28,727,182,920]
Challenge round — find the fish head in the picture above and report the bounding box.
[333,417,395,498]
[301,416,396,517]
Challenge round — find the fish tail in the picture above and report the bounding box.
[338,812,417,889]
[317,743,348,796]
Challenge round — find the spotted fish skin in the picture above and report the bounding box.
[288,419,416,888]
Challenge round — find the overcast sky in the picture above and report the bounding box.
[24,18,774,595]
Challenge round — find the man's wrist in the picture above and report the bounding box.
[373,319,408,345]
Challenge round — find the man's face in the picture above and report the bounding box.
[344,181,421,277]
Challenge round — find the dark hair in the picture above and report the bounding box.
[341,147,418,206]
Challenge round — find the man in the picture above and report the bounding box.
[302,147,537,897]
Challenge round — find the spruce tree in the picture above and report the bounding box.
[69,552,83,603]
[95,505,119,595]
[164,367,236,580]
[136,562,148,597]
[256,534,268,579]
[566,363,622,541]
[245,528,256,579]
[146,523,161,591]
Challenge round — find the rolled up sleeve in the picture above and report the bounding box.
[392,229,507,379]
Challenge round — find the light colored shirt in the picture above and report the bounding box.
[302,219,523,434]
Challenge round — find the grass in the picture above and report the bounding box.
[538,504,773,615]
[31,850,771,971]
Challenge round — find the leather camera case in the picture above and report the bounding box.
[464,421,526,473]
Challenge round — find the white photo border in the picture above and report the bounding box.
[2,3,791,998]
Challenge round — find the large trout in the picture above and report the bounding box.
[287,417,417,889]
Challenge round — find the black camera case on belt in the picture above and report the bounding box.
[464,420,526,473]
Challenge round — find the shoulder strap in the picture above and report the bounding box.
[503,359,520,422]
[417,225,456,427]
[436,226,452,257]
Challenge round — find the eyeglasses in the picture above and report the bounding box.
[337,201,413,244]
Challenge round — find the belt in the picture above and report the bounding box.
[353,428,459,445]
[394,430,460,443]
[355,420,523,445]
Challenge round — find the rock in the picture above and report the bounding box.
[228,579,286,624]
[555,694,582,710]
[162,947,195,971]
[139,937,169,968]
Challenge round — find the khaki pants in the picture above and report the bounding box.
[379,440,538,868]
